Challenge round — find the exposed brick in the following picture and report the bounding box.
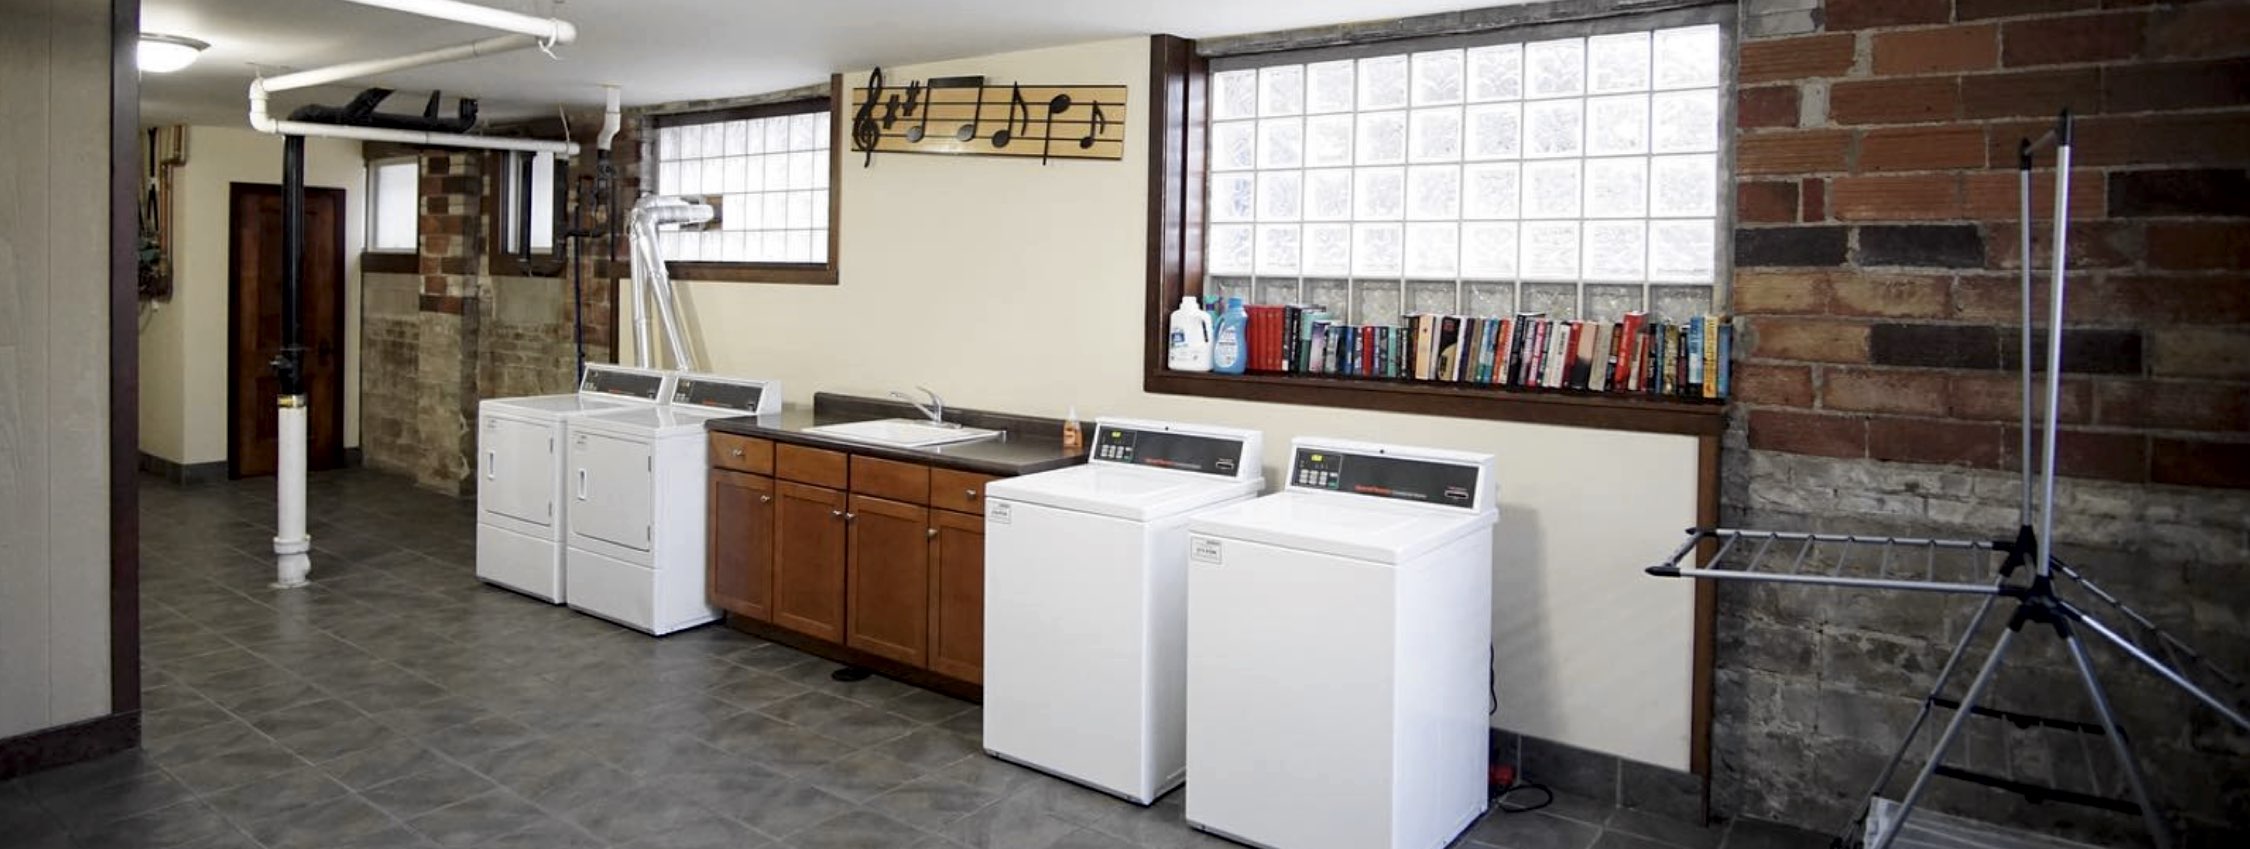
[1831,273,1952,318]
[1962,171,2107,220]
[2096,379,2250,431]
[1752,318,1873,362]
[2001,12,2147,67]
[2100,274,2250,324]
[1802,179,1828,221]
[1739,86,1802,129]
[1980,221,2140,272]
[2001,427,2151,483]
[2145,3,2250,60]
[1858,127,1990,173]
[1737,362,1818,407]
[2148,328,2250,379]
[2147,222,2250,271]
[2150,437,2250,489]
[2103,58,2250,113]
[1954,272,2134,325]
[1826,0,1951,29]
[2109,169,2250,217]
[1869,417,2004,468]
[1740,181,1802,223]
[1870,323,2004,369]
[1740,33,1858,84]
[1829,78,1961,126]
[1824,368,1949,415]
[1738,226,1851,267]
[1947,373,2091,424]
[1858,225,1987,268]
[2001,328,2145,375]
[2010,113,2250,168]
[1740,130,1853,175]
[1960,68,2102,120]
[1735,270,1835,314]
[1831,175,1966,220]
[1871,24,2001,75]
[1749,409,1869,458]
[1956,0,2098,20]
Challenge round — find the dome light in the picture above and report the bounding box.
[139,33,210,74]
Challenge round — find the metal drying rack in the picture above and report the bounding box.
[1646,110,2250,849]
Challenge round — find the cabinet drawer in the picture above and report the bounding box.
[929,468,996,514]
[776,443,849,488]
[851,456,930,505]
[709,433,774,475]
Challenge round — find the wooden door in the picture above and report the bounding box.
[773,480,848,641]
[846,494,931,666]
[228,183,346,478]
[928,509,985,684]
[708,471,776,621]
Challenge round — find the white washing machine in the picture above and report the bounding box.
[1185,438,1497,849]
[476,364,675,603]
[563,372,781,635]
[984,418,1264,805]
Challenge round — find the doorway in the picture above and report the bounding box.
[228,182,347,479]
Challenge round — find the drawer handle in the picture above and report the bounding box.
[844,512,858,522]
[730,447,745,458]
[759,495,772,503]
[964,489,978,499]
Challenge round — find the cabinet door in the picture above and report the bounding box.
[773,481,848,641]
[708,471,776,621]
[928,509,985,684]
[846,494,931,666]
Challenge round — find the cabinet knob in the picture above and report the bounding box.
[759,494,772,503]
[831,509,844,518]
[964,489,978,499]
[927,528,938,539]
[844,512,858,522]
[730,447,744,457]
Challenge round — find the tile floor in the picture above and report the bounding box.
[1,469,1834,849]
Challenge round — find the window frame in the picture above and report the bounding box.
[643,76,844,286]
[496,149,561,260]
[366,155,421,256]
[1142,4,1734,438]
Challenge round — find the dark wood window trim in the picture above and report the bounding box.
[1140,23,1728,439]
[362,153,420,274]
[649,76,844,286]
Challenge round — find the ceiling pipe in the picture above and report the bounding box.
[597,85,622,151]
[336,0,576,42]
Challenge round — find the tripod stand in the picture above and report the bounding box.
[1648,110,2250,848]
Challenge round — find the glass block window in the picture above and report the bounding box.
[368,158,418,252]
[1205,22,1725,324]
[652,106,832,264]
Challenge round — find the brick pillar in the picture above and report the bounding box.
[412,151,485,495]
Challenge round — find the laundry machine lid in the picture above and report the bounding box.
[1187,490,1495,564]
[988,464,1261,522]
[480,393,637,418]
[569,404,733,438]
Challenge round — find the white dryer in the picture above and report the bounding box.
[476,364,675,603]
[563,372,781,635]
[984,419,1264,804]
[1185,438,1498,849]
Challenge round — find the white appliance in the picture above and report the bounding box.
[563,372,781,635]
[476,364,675,603]
[984,418,1265,805]
[1185,438,1498,849]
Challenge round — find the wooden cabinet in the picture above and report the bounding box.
[707,470,776,621]
[846,494,931,665]
[927,508,985,684]
[772,480,848,642]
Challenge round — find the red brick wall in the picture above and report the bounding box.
[1731,0,2250,489]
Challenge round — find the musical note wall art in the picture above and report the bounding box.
[849,71,1127,164]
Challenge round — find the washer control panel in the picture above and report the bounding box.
[1091,425,1247,478]
[1291,447,1482,509]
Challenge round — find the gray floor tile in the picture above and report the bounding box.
[68,799,237,848]
[1724,817,1832,849]
[614,814,776,849]
[239,791,406,849]
[737,723,861,777]
[416,714,542,759]
[885,689,978,724]
[936,755,1051,797]
[704,670,814,708]
[269,714,400,762]
[724,779,858,838]
[44,770,200,829]
[360,760,500,819]
[477,819,610,849]
[942,792,1083,849]
[876,727,985,772]
[866,775,1005,831]
[1466,809,1605,849]
[318,737,443,790]
[787,807,932,849]
[200,764,354,823]
[404,789,557,848]
[1607,807,1724,849]
[809,748,926,803]
[805,704,928,749]
[1594,828,1691,849]
[158,739,312,796]
[1048,827,1137,849]
[564,783,736,843]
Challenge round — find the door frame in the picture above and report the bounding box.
[225,181,348,479]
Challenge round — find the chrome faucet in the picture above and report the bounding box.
[890,386,947,425]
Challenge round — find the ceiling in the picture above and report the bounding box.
[140,0,1511,127]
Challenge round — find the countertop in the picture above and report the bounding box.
[705,398,1087,477]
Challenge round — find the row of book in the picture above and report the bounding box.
[1236,304,1731,399]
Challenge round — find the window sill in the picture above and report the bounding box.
[361,252,417,274]
[664,262,838,285]
[1145,370,1726,436]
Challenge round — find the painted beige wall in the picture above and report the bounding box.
[629,36,1701,769]
[140,125,364,466]
[0,0,113,739]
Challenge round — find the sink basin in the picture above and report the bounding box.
[802,418,1002,449]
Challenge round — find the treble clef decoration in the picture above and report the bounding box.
[851,66,886,167]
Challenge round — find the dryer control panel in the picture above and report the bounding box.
[579,366,669,401]
[1090,420,1260,479]
[1289,445,1487,510]
[671,375,782,415]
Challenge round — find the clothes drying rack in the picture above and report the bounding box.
[1646,110,2250,849]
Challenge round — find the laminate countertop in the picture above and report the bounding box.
[705,403,1087,478]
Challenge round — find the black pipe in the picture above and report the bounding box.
[515,151,533,271]
[277,134,306,397]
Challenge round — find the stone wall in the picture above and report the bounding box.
[1721,0,2250,840]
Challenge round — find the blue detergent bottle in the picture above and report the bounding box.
[1212,297,1250,375]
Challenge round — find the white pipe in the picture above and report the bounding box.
[627,196,712,370]
[273,401,311,588]
[336,0,576,42]
[260,33,547,93]
[598,85,622,151]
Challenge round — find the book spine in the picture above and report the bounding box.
[1717,321,1733,398]
[1687,315,1705,393]
[1592,323,1613,392]
[1702,316,1721,400]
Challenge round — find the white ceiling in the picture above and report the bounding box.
[140,0,1512,127]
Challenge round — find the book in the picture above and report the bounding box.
[1717,322,1733,398]
[1571,321,1596,390]
[1702,315,1722,400]
[1687,315,1705,393]
[1435,316,1461,383]
[1591,322,1614,392]
[1359,325,1377,379]
[1613,311,1645,388]
[1556,321,1576,388]
[1457,318,1479,383]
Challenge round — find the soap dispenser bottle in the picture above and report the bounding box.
[1168,296,1214,372]
[1061,407,1084,455]
[1212,297,1249,375]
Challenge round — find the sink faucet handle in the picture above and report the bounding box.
[916,386,945,422]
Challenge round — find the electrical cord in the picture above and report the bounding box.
[1485,643,1553,814]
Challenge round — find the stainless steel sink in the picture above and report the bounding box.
[801,418,1002,449]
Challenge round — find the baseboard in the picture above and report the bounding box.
[1497,728,1708,824]
[138,452,225,485]
[0,712,139,782]
[345,446,364,467]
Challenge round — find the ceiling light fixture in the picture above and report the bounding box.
[138,33,210,74]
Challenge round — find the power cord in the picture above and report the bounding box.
[1486,644,1553,813]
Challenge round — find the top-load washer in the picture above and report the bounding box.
[476,364,675,603]
[563,372,780,635]
[1185,437,1497,849]
[984,418,1264,804]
